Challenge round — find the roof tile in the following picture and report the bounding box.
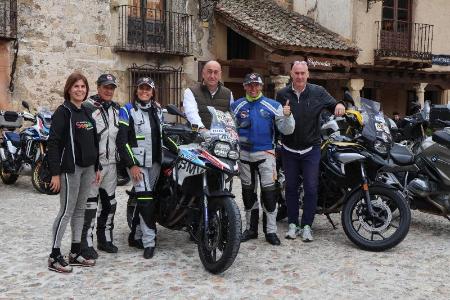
[215,0,358,53]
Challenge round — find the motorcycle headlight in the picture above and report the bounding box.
[213,142,231,158]
[374,140,388,154]
[228,150,239,160]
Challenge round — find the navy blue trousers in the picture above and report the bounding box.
[281,146,320,227]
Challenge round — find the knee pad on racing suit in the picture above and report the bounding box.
[81,196,99,248]
[242,184,257,211]
[261,185,277,213]
[134,191,157,230]
[97,188,117,243]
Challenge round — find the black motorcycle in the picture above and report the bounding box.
[279,96,411,251]
[379,104,450,223]
[127,105,241,274]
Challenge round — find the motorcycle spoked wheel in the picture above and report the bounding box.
[341,186,411,252]
[0,162,19,184]
[198,197,241,274]
[31,160,58,195]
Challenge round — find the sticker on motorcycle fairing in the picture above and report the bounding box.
[177,160,205,175]
[375,123,386,131]
[375,115,385,122]
[210,128,226,135]
[199,149,229,171]
[179,149,205,167]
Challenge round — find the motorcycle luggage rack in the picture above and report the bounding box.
[0,111,23,129]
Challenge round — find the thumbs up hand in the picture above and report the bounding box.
[283,99,291,116]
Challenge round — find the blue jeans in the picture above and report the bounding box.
[281,146,320,227]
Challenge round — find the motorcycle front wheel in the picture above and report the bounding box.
[341,186,411,252]
[31,160,58,195]
[198,196,241,274]
[0,162,19,184]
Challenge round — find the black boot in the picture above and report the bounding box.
[143,247,155,259]
[241,209,259,242]
[128,232,144,249]
[98,241,118,253]
[265,233,281,246]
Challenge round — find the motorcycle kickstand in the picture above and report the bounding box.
[325,214,338,230]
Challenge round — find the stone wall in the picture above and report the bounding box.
[6,0,207,110]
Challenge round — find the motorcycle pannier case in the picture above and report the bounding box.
[0,111,23,129]
[430,104,450,129]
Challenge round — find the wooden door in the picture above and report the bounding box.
[127,0,166,48]
[380,0,411,52]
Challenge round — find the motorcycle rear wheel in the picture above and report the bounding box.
[341,186,411,252]
[0,162,19,184]
[198,196,241,274]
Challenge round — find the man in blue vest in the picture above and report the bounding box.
[231,73,295,245]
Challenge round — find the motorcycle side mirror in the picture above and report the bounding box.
[165,104,186,119]
[22,101,30,112]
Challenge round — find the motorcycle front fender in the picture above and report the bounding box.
[344,181,400,203]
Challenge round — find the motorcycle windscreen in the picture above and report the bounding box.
[206,106,239,144]
[360,98,392,144]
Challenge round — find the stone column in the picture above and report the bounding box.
[441,89,450,105]
[271,75,290,95]
[346,79,364,107]
[413,83,428,107]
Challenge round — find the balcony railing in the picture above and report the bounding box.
[115,5,192,56]
[375,21,433,65]
[0,0,17,40]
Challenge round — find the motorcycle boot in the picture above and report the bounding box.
[80,196,99,259]
[241,186,259,242]
[97,188,118,253]
[261,187,281,246]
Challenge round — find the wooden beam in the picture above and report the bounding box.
[309,71,351,80]
[267,53,305,63]
[216,59,269,70]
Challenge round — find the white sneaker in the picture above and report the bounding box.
[285,223,298,239]
[301,225,313,242]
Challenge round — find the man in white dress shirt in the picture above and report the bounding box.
[182,60,234,130]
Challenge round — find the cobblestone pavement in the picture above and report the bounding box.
[0,176,449,299]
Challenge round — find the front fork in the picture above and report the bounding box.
[360,162,375,216]
[202,173,209,241]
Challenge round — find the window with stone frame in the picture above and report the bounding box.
[128,64,183,107]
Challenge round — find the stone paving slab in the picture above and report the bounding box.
[0,177,449,299]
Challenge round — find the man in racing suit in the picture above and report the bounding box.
[80,74,120,259]
[231,73,295,245]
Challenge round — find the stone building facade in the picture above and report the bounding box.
[0,0,219,110]
[1,0,449,118]
[292,0,450,116]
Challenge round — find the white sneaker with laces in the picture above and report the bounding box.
[301,225,314,242]
[285,223,298,239]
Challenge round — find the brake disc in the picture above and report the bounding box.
[358,197,393,233]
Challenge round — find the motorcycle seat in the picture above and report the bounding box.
[432,130,450,148]
[390,143,414,165]
[4,131,21,146]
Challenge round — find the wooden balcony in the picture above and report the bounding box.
[374,20,433,69]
